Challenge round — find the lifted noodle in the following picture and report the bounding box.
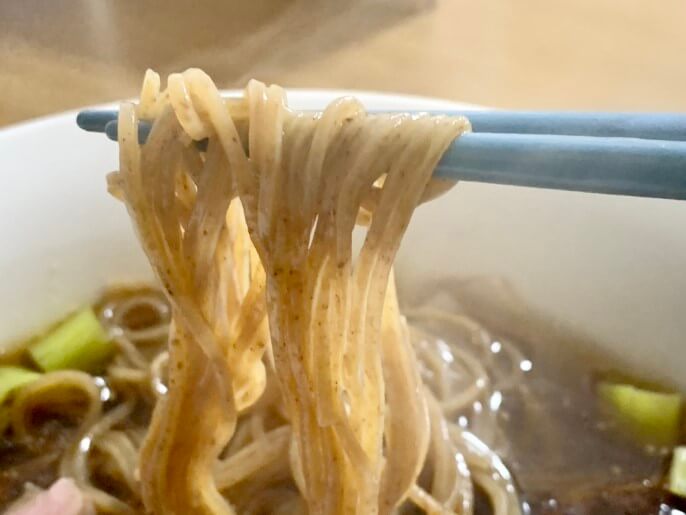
[102,68,522,515]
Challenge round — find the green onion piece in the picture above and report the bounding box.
[669,446,686,497]
[0,366,41,404]
[598,382,681,445]
[29,308,113,373]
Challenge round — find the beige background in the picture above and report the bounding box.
[1,0,686,126]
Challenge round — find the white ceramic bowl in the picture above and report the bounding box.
[1,91,685,387]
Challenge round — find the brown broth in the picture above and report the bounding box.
[1,283,684,514]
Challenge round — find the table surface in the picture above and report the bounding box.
[2,0,685,127]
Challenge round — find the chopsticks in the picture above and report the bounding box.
[78,109,686,141]
[76,109,686,200]
[442,133,686,199]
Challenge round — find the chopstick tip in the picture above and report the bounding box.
[75,109,119,133]
[104,121,119,142]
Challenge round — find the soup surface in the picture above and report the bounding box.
[0,281,683,514]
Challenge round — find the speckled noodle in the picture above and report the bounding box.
[98,68,522,514]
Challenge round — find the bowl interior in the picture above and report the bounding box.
[1,91,685,387]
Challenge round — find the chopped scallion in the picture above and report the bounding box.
[0,366,41,404]
[29,308,113,373]
[598,382,681,445]
[669,446,686,497]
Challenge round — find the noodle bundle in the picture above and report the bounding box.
[100,68,522,515]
